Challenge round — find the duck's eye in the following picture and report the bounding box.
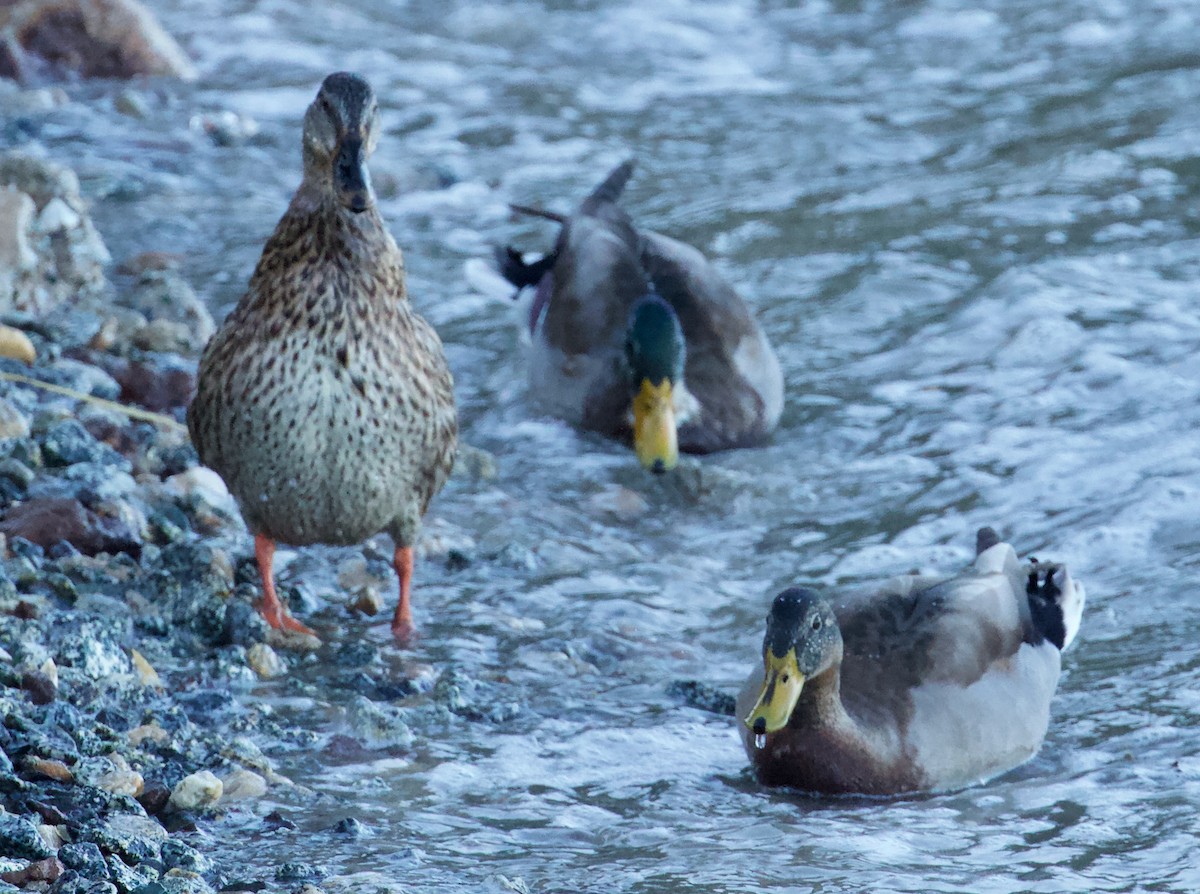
[811,618,822,631]
[781,674,790,683]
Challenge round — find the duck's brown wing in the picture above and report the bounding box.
[834,541,1065,790]
[539,206,646,357]
[523,163,651,432]
[832,572,1022,714]
[638,231,783,451]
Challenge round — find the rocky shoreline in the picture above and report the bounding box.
[0,65,513,894]
[0,255,513,893]
[0,141,271,891]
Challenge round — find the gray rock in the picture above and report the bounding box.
[666,680,737,717]
[0,188,37,308]
[122,271,214,356]
[27,463,137,504]
[58,842,109,879]
[0,457,34,488]
[104,854,157,893]
[63,464,138,501]
[0,561,18,602]
[113,91,149,119]
[218,598,267,648]
[37,360,122,401]
[433,668,521,723]
[275,863,326,883]
[333,640,377,668]
[79,814,165,864]
[0,187,36,265]
[0,811,54,859]
[0,397,30,440]
[1,436,41,468]
[55,621,132,679]
[47,871,93,894]
[346,696,414,750]
[141,875,216,894]
[158,840,210,875]
[0,153,111,316]
[73,754,143,797]
[0,154,77,213]
[331,817,370,838]
[38,420,128,469]
[219,737,272,776]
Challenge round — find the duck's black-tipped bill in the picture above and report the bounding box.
[743,647,805,735]
[335,136,372,212]
[632,379,678,472]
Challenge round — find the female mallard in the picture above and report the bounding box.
[737,528,1085,794]
[188,72,457,644]
[498,161,783,472]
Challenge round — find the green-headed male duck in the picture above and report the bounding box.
[737,527,1085,794]
[188,72,457,644]
[498,160,783,472]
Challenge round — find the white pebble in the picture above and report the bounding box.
[247,642,286,679]
[168,770,223,811]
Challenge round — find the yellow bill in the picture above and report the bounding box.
[744,648,806,738]
[632,378,678,472]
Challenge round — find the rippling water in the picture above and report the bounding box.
[29,0,1200,890]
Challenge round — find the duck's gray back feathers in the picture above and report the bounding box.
[514,160,782,452]
[740,533,1084,794]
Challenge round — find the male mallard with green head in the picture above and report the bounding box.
[188,72,457,644]
[498,161,783,472]
[738,528,1085,794]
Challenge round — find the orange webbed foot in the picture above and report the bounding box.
[390,618,417,647]
[255,533,319,640]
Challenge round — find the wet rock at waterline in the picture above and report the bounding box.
[0,151,110,314]
[0,496,141,557]
[0,0,196,83]
[667,679,737,717]
[166,770,222,812]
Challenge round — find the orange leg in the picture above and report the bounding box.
[255,534,317,637]
[391,544,416,644]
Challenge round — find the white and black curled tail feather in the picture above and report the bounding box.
[580,159,636,214]
[1026,560,1085,651]
[495,246,558,295]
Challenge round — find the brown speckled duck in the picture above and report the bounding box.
[188,72,457,643]
[498,161,783,473]
[738,528,1085,795]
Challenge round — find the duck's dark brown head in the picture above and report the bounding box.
[302,71,380,213]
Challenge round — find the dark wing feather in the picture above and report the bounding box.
[834,573,1025,723]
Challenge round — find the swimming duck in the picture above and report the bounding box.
[188,72,457,643]
[498,161,783,472]
[737,527,1085,794]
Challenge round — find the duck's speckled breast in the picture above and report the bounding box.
[189,208,457,549]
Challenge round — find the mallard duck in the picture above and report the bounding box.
[737,527,1085,794]
[498,161,783,472]
[188,72,457,643]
